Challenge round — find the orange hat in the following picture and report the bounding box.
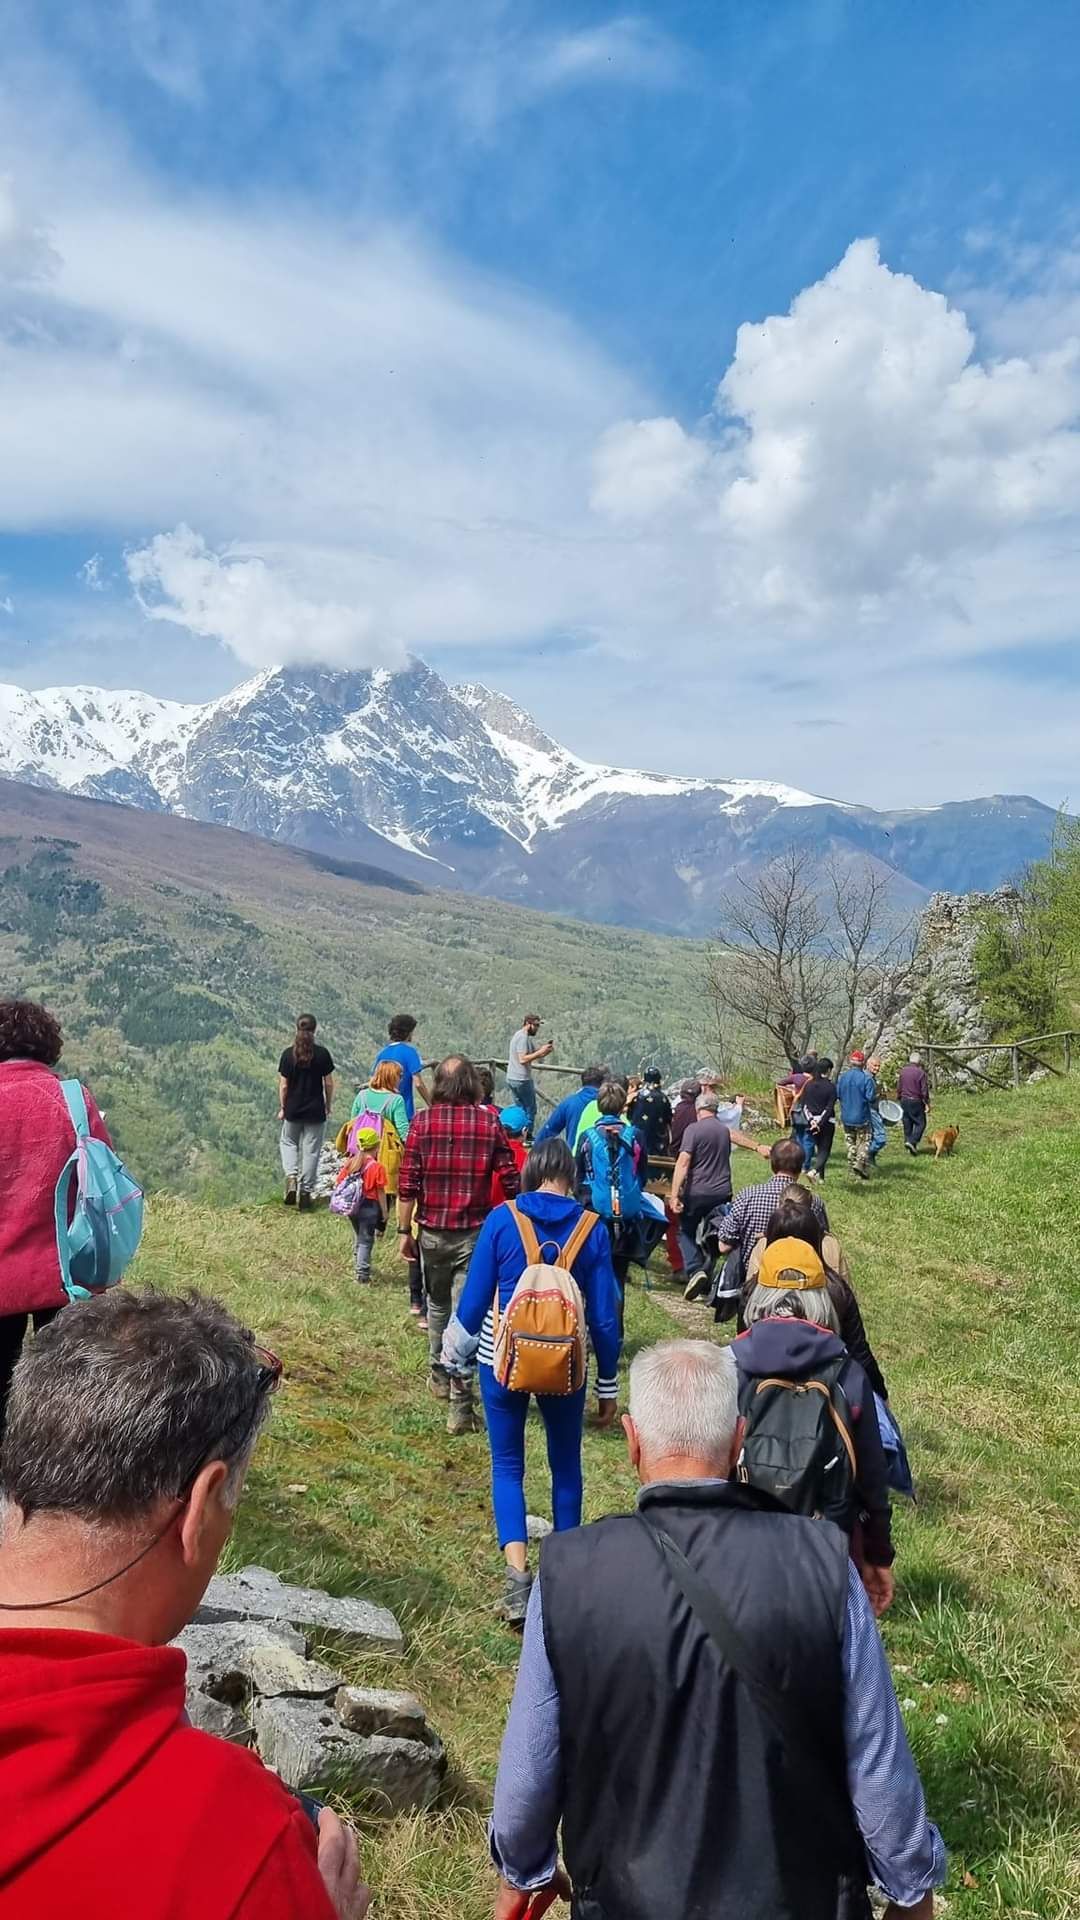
[757,1238,826,1291]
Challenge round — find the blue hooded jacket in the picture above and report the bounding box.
[454,1189,622,1393]
[837,1066,877,1129]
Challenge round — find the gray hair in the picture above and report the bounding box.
[909,1052,921,1064]
[695,1092,720,1113]
[744,1284,840,1333]
[1,1290,275,1522]
[628,1340,738,1465]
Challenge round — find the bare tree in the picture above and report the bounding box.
[824,859,920,1060]
[706,847,831,1067]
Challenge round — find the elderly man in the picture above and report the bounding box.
[490,1340,944,1920]
[0,1288,369,1920]
[398,1054,519,1434]
[837,1050,878,1180]
[671,1092,769,1300]
[897,1052,931,1155]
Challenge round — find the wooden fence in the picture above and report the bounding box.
[925,1029,1079,1091]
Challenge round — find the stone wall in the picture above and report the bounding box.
[869,887,1018,1077]
[176,1565,446,1814]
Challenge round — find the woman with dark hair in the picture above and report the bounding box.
[0,999,112,1435]
[443,1137,622,1625]
[742,1189,888,1401]
[798,1055,838,1182]
[277,1014,335,1210]
[374,1014,430,1121]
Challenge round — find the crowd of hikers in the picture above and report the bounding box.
[0,994,944,1919]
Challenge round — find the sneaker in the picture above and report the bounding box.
[409,1302,423,1316]
[905,1142,917,1156]
[283,1176,298,1207]
[417,1314,429,1331]
[428,1368,451,1402]
[297,1190,313,1212]
[355,1271,372,1285]
[501,1567,534,1630]
[683,1270,710,1302]
[447,1388,480,1436]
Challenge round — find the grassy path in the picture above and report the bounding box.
[139,1079,1079,1919]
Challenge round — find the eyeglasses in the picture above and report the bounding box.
[177,1343,283,1495]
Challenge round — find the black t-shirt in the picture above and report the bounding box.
[679,1119,733,1200]
[278,1044,335,1122]
[629,1088,673,1155]
[800,1077,837,1121]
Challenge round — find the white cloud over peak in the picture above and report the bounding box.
[126,527,387,668]
[0,172,60,283]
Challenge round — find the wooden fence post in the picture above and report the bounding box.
[1011,1045,1020,1089]
[927,1046,936,1093]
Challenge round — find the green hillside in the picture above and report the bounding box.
[132,1076,1079,1920]
[0,781,707,1198]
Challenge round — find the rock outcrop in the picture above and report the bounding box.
[177,1568,444,1812]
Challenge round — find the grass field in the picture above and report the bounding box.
[136,1078,1080,1920]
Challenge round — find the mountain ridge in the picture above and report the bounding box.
[0,661,1060,933]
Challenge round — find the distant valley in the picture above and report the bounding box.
[0,660,1062,935]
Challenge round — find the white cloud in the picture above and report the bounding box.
[78,553,105,591]
[0,172,60,283]
[532,17,686,91]
[0,596,13,616]
[125,527,390,669]
[590,417,709,520]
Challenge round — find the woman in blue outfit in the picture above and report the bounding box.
[442,1137,622,1626]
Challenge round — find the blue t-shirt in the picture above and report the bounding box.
[374,1042,424,1119]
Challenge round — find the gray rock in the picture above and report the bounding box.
[526,1514,552,1542]
[335,1685,428,1742]
[195,1565,404,1657]
[186,1691,254,1746]
[253,1696,445,1812]
[175,1619,308,1703]
[248,1643,343,1700]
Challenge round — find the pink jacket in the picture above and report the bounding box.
[0,1060,112,1314]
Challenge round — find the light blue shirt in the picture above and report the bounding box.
[490,1492,946,1907]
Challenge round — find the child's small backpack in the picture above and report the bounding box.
[492,1203,598,1396]
[54,1081,144,1302]
[330,1171,365,1218]
[582,1121,643,1222]
[348,1107,384,1156]
[735,1353,858,1533]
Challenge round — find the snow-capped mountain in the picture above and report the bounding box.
[0,661,1059,933]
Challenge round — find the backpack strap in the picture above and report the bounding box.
[752,1376,858,1479]
[505,1200,542,1266]
[556,1209,600,1272]
[60,1078,90,1140]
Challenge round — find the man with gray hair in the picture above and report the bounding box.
[670,1091,769,1299]
[489,1338,944,1920]
[0,1289,368,1920]
[897,1052,931,1155]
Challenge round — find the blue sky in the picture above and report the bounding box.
[1,0,1079,804]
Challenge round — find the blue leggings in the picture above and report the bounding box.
[478,1364,586,1548]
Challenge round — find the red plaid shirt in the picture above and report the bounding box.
[398,1101,519,1231]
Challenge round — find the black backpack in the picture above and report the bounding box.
[735,1353,858,1533]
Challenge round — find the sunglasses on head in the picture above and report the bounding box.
[177,1343,283,1496]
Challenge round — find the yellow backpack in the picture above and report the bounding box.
[492,1202,598,1396]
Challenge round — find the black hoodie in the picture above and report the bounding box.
[733,1318,894,1567]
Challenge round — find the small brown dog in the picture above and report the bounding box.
[930,1126,959,1159]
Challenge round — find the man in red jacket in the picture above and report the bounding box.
[0,1288,369,1920]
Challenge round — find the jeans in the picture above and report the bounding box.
[506,1079,537,1135]
[677,1195,728,1276]
[478,1363,586,1548]
[844,1124,871,1173]
[350,1203,380,1280]
[420,1227,480,1377]
[868,1110,887,1159]
[280,1120,326,1194]
[901,1098,927,1149]
[809,1119,835,1180]
[793,1124,815,1172]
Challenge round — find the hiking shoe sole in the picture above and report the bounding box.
[683,1271,710,1302]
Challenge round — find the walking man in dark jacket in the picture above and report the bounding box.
[490,1339,944,1920]
[897,1053,931,1155]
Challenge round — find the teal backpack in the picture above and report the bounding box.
[54,1081,145,1302]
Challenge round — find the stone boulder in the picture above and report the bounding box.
[335,1686,428,1742]
[254,1696,446,1813]
[195,1565,404,1657]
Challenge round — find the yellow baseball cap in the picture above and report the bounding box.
[757,1237,826,1290]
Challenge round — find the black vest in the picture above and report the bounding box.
[540,1482,865,1920]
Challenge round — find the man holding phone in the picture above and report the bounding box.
[506,1013,554,1140]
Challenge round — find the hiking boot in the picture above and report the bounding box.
[447,1379,480,1436]
[283,1176,298,1206]
[500,1567,533,1630]
[683,1270,710,1302]
[297,1189,313,1211]
[355,1270,372,1285]
[905,1141,917,1156]
[428,1366,452,1401]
